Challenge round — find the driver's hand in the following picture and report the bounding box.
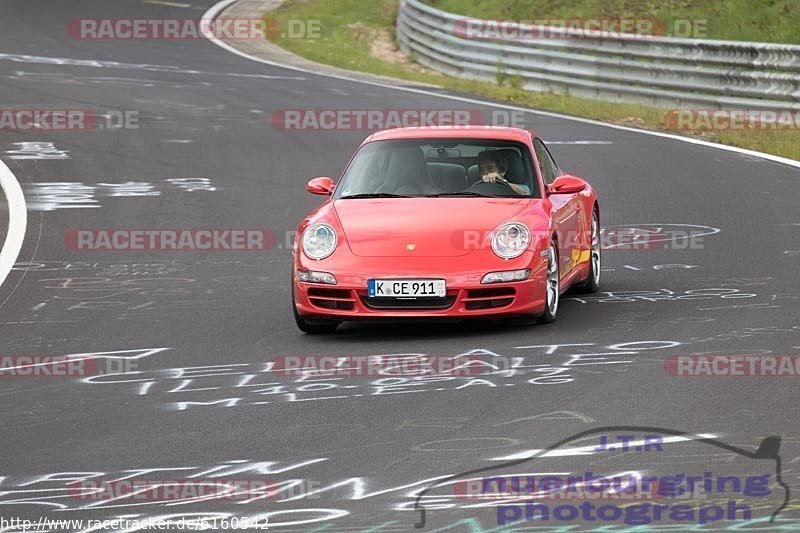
[482,172,503,183]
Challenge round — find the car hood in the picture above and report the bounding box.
[333,198,532,257]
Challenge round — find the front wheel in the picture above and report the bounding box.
[538,240,559,324]
[291,283,340,334]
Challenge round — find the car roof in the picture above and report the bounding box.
[364,126,536,144]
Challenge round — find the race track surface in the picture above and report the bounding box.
[0,1,798,531]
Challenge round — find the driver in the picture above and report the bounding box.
[478,150,530,195]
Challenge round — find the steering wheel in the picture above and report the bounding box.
[469,177,515,191]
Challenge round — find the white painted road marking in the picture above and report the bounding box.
[0,53,306,81]
[546,141,613,145]
[5,141,70,160]
[0,347,171,375]
[0,157,27,291]
[144,0,192,7]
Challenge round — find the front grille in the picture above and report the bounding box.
[308,288,356,311]
[362,295,456,310]
[464,287,515,310]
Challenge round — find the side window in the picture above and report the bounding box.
[533,138,560,185]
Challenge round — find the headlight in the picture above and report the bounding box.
[491,222,530,259]
[302,223,337,260]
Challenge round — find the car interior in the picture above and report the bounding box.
[347,143,534,196]
[426,146,532,194]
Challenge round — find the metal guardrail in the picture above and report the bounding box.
[396,0,800,110]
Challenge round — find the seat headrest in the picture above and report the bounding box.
[428,162,466,192]
[493,148,526,183]
[467,164,480,183]
[384,145,432,194]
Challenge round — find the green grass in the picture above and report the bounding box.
[426,0,800,43]
[267,0,800,161]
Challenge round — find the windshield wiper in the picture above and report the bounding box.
[424,191,499,198]
[339,193,413,199]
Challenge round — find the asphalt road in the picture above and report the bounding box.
[0,1,799,532]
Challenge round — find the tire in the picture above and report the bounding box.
[538,239,559,324]
[575,208,601,293]
[291,282,340,334]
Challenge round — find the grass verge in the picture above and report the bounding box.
[267,0,800,161]
[426,0,800,43]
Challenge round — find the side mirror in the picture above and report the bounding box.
[306,176,335,196]
[548,175,587,195]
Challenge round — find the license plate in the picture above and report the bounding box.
[368,279,446,298]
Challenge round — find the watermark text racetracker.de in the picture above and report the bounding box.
[452,227,706,252]
[64,229,278,251]
[454,473,663,502]
[0,109,139,131]
[0,355,136,377]
[270,109,526,130]
[453,17,708,40]
[68,18,320,40]
[665,355,800,377]
[664,109,800,131]
[270,354,490,377]
[68,478,321,502]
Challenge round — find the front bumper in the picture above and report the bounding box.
[293,253,548,320]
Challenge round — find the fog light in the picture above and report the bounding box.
[298,269,337,285]
[481,268,531,284]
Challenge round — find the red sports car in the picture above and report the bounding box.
[291,126,600,333]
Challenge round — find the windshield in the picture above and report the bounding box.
[334,138,540,199]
